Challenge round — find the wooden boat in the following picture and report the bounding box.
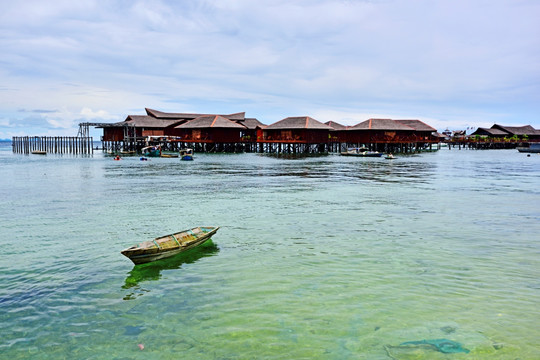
[340,148,383,157]
[121,226,220,265]
[180,148,194,161]
[160,153,179,158]
[141,145,161,157]
[31,150,47,155]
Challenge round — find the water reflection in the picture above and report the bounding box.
[122,241,219,300]
[103,153,438,187]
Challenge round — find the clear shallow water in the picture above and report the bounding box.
[0,142,539,359]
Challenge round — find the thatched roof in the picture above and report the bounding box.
[349,118,414,131]
[325,121,347,130]
[175,115,246,129]
[265,116,332,130]
[395,119,436,132]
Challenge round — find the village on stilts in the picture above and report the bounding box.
[11,108,540,155]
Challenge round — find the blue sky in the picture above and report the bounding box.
[1,0,539,139]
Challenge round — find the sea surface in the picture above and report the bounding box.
[0,141,539,359]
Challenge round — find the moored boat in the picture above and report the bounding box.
[121,226,220,265]
[31,150,47,155]
[517,143,540,153]
[341,148,383,157]
[180,148,194,161]
[142,145,161,157]
[160,153,179,158]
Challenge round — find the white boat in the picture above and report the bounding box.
[341,148,383,157]
[141,145,161,157]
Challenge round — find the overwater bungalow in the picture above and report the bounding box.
[471,124,540,141]
[344,118,442,152]
[394,119,438,142]
[90,108,444,154]
[99,108,265,152]
[347,118,415,143]
[325,121,348,143]
[263,116,332,142]
[173,115,247,142]
[259,116,334,153]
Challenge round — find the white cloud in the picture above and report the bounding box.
[0,0,539,136]
[80,107,116,120]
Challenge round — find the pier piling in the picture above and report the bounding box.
[12,136,93,154]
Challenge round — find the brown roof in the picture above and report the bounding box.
[238,118,266,129]
[325,121,348,130]
[492,124,538,136]
[395,119,436,132]
[471,127,508,136]
[349,119,414,131]
[145,108,202,119]
[175,115,246,129]
[124,115,182,128]
[145,108,246,121]
[225,112,246,121]
[265,116,332,130]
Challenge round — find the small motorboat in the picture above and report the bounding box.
[180,148,194,161]
[121,226,220,265]
[340,148,383,157]
[31,150,47,155]
[385,154,396,159]
[141,145,161,157]
[517,143,540,153]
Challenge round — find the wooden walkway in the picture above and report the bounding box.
[12,136,94,154]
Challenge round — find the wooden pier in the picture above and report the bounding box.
[12,136,93,154]
[100,137,438,155]
[445,140,523,150]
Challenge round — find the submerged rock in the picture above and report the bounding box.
[399,338,470,354]
[440,325,457,334]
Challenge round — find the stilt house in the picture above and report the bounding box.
[263,117,333,143]
[325,121,348,142]
[346,118,416,144]
[471,124,540,141]
[173,115,247,142]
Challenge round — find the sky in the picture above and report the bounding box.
[1,0,539,139]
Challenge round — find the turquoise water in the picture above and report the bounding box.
[1,142,539,359]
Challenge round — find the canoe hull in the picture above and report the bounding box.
[121,226,219,265]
